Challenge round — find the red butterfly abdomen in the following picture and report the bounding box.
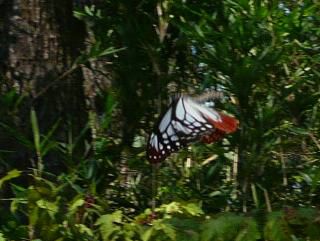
[201,129,226,144]
[201,112,238,144]
[209,112,239,134]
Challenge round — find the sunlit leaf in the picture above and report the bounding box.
[0,169,22,189]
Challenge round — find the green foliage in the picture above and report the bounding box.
[0,169,21,189]
[0,232,5,241]
[96,211,124,241]
[264,212,293,241]
[201,213,260,241]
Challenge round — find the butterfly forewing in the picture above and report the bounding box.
[147,97,219,162]
[147,104,187,162]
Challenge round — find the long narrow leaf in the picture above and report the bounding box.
[30,109,41,154]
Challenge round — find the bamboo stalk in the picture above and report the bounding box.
[251,183,259,208]
[232,148,239,187]
[280,147,288,186]
[263,189,272,213]
[242,179,248,213]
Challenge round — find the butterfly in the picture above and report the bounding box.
[147,94,238,163]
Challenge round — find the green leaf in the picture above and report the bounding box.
[160,223,176,241]
[84,5,94,16]
[235,218,261,241]
[73,10,87,19]
[201,213,260,241]
[161,223,176,240]
[29,206,39,225]
[36,199,58,218]
[289,127,309,135]
[30,109,41,154]
[0,232,6,241]
[152,220,176,241]
[162,202,181,214]
[168,217,200,240]
[75,224,94,236]
[10,197,26,213]
[96,211,123,241]
[0,123,33,148]
[264,212,292,241]
[141,227,154,241]
[40,119,60,156]
[69,198,85,213]
[0,169,22,188]
[101,92,117,129]
[182,203,204,216]
[97,47,126,58]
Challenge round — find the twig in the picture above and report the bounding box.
[151,163,159,212]
[309,133,320,151]
[32,64,78,100]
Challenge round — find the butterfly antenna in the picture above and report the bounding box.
[193,90,225,103]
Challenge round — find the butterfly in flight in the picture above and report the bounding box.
[147,93,238,163]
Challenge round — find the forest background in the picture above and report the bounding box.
[0,0,320,240]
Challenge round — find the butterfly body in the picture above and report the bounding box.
[147,95,238,163]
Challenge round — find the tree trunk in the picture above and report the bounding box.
[0,0,87,168]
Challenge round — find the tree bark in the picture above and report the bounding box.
[0,0,87,167]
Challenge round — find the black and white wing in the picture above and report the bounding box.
[147,96,238,163]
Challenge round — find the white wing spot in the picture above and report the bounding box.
[162,150,165,154]
[176,142,180,146]
[162,133,168,139]
[159,107,172,132]
[201,127,206,131]
[164,139,169,144]
[184,120,190,125]
[206,124,213,128]
[167,125,175,136]
[159,143,163,150]
[150,135,154,145]
[194,122,201,127]
[167,145,171,149]
[171,135,178,141]
[153,136,159,151]
[176,98,185,120]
